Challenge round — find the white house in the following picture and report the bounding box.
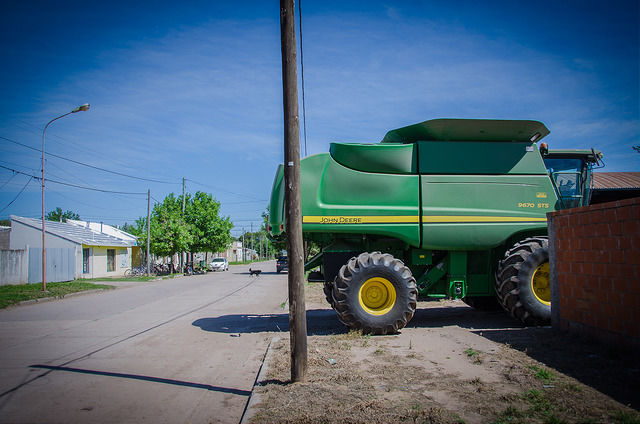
[8,215,138,281]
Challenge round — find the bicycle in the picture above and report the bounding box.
[124,266,147,277]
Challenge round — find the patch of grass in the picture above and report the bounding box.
[523,389,552,415]
[452,412,466,424]
[544,415,568,424]
[374,348,384,355]
[77,275,156,282]
[613,410,640,424]
[0,281,114,309]
[228,260,248,265]
[493,389,563,424]
[491,405,524,424]
[464,348,479,357]
[464,348,482,364]
[527,365,556,382]
[560,382,582,392]
[362,334,371,347]
[343,329,366,339]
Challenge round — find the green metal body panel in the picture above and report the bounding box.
[330,143,417,174]
[298,153,420,247]
[268,164,285,234]
[382,118,549,143]
[267,118,599,300]
[416,140,546,175]
[421,173,553,250]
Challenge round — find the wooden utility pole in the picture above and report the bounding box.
[182,177,186,272]
[280,0,307,382]
[146,189,151,275]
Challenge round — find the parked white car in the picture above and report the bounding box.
[210,257,229,271]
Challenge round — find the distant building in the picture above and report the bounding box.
[591,172,640,204]
[6,215,138,283]
[0,226,9,250]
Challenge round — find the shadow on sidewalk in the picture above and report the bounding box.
[192,309,346,336]
[29,364,251,396]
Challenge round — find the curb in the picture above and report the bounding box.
[240,335,281,424]
[13,288,110,308]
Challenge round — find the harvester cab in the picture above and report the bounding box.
[541,147,603,209]
[268,118,603,334]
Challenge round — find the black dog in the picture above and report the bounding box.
[249,268,262,276]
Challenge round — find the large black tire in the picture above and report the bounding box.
[495,237,550,326]
[323,281,336,308]
[331,252,417,335]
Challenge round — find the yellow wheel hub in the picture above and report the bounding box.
[531,262,551,306]
[359,277,396,315]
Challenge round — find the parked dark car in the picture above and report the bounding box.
[276,256,288,273]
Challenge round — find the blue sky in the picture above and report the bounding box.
[0,0,638,237]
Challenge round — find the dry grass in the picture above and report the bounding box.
[249,283,640,424]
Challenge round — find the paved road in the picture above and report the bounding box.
[0,261,288,424]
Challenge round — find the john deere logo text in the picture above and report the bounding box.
[319,216,363,224]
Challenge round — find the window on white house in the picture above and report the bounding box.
[83,248,90,274]
[107,249,115,272]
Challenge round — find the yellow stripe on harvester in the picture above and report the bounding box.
[302,215,547,224]
[422,216,547,223]
[303,216,419,224]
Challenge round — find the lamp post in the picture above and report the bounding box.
[42,103,90,291]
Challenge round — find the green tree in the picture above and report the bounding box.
[184,191,233,258]
[46,207,80,222]
[120,217,148,246]
[149,193,192,258]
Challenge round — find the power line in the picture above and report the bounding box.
[51,190,142,212]
[0,165,147,195]
[185,178,265,201]
[0,135,179,184]
[0,177,33,213]
[0,173,17,190]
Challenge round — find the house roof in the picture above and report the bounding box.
[10,215,136,247]
[67,219,138,243]
[592,172,640,190]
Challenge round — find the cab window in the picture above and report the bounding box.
[543,158,585,209]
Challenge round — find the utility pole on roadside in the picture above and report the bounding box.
[182,177,186,271]
[280,0,307,382]
[250,222,254,261]
[146,189,151,275]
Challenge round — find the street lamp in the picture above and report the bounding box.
[42,103,90,291]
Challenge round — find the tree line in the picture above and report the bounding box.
[41,193,287,266]
[123,191,233,262]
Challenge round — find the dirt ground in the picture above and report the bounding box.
[247,282,640,424]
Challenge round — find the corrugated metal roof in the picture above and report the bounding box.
[10,215,136,247]
[592,172,640,190]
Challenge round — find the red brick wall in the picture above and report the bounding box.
[548,197,640,349]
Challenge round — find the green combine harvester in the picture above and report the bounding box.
[268,118,602,334]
